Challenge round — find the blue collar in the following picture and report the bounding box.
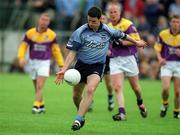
[87,23,103,32]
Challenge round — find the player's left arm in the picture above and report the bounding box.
[121,25,142,47]
[51,43,64,67]
[111,26,147,48]
[125,34,147,48]
[121,33,141,46]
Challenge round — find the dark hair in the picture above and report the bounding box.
[88,6,102,19]
[169,14,180,21]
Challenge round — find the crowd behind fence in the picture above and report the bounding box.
[0,0,180,79]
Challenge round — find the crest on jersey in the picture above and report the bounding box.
[101,34,107,40]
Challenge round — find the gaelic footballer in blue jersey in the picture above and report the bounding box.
[55,6,147,131]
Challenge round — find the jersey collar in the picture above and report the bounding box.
[88,23,103,32]
[170,28,180,36]
[112,16,122,26]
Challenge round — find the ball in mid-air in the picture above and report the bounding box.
[64,69,81,86]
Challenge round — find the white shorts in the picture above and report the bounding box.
[160,61,180,77]
[27,59,50,80]
[110,55,139,76]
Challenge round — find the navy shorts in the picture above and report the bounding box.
[104,56,110,75]
[74,60,105,83]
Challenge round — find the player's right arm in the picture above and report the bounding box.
[154,36,166,65]
[17,41,28,68]
[118,23,141,47]
[55,29,81,85]
[55,50,76,85]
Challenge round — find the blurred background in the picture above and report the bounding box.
[0,0,179,79]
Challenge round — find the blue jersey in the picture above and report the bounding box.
[67,23,126,64]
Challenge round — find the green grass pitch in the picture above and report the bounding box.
[0,73,180,135]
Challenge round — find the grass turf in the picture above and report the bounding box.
[0,73,180,135]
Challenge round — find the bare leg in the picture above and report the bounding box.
[104,74,113,95]
[111,73,124,109]
[73,83,85,110]
[35,76,47,102]
[128,75,142,100]
[77,74,100,116]
[161,76,171,103]
[128,75,147,118]
[110,73,127,120]
[32,76,47,113]
[173,77,180,118]
[160,76,171,117]
[104,74,114,111]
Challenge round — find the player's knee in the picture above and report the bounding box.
[87,86,95,96]
[36,84,43,91]
[162,84,170,91]
[113,83,123,92]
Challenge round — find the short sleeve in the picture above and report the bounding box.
[66,30,82,51]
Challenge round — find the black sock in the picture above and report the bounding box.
[108,94,113,100]
[137,99,143,106]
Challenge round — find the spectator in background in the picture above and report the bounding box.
[15,0,28,6]
[9,58,24,73]
[145,35,159,80]
[55,0,80,31]
[159,0,173,17]
[101,0,122,12]
[169,0,180,17]
[139,34,159,79]
[123,0,144,20]
[137,15,151,39]
[27,0,56,29]
[144,0,162,31]
[78,0,102,26]
[153,16,168,36]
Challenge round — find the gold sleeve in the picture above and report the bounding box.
[129,33,141,40]
[51,44,64,67]
[154,36,162,53]
[17,42,28,60]
[154,42,162,52]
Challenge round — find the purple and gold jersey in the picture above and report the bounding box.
[108,18,140,57]
[154,29,180,61]
[18,27,64,66]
